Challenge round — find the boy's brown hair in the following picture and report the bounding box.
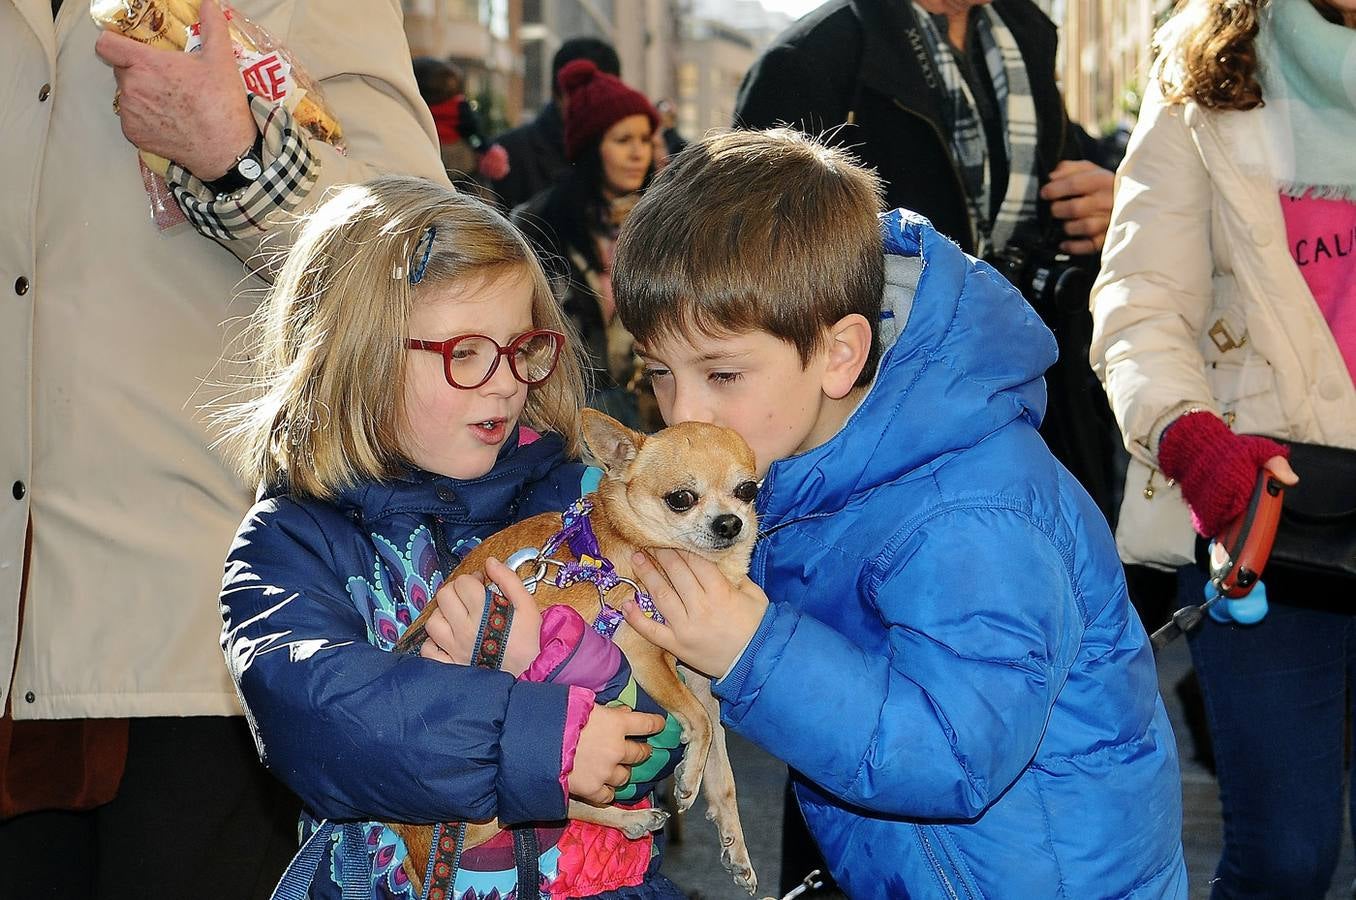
[613,128,885,386]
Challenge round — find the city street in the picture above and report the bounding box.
[664,638,1356,899]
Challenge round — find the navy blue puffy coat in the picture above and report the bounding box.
[221,432,590,895]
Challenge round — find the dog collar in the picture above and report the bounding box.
[527,498,665,639]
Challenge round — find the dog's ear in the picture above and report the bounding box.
[579,408,645,473]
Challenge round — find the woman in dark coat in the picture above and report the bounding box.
[514,60,658,429]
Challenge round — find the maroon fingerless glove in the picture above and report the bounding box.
[1157,410,1289,539]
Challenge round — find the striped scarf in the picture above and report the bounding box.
[912,5,1040,256]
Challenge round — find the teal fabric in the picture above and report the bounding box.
[1258,0,1356,199]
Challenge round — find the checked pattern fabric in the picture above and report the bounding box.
[165,93,320,241]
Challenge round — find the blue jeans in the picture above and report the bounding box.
[1183,563,1356,899]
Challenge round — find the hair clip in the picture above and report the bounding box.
[409,225,436,285]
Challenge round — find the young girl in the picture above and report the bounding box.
[216,175,682,899]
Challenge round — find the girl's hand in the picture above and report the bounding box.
[568,706,666,806]
[623,549,769,679]
[419,557,542,676]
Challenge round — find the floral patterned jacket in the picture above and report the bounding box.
[221,428,665,899]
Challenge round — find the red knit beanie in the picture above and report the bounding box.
[557,59,659,162]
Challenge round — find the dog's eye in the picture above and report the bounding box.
[664,489,698,512]
[733,481,758,503]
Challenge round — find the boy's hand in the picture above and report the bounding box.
[623,549,769,679]
[570,706,665,806]
[420,557,542,676]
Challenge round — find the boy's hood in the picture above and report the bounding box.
[759,209,1057,523]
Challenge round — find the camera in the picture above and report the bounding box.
[983,227,1093,318]
[983,224,1119,526]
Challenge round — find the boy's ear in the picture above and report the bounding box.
[821,313,873,400]
[579,409,646,473]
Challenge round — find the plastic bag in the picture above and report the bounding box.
[90,0,345,228]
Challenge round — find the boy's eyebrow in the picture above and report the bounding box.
[634,343,750,364]
[694,350,749,363]
[636,349,748,364]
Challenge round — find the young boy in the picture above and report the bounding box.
[613,130,1187,899]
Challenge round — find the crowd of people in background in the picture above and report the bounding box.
[6,0,1356,898]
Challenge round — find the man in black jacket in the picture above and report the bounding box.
[735,0,1111,257]
[488,37,621,210]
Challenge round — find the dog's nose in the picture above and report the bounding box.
[711,514,743,540]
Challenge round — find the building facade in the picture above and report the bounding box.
[517,0,681,121]
[677,0,789,139]
[403,0,523,132]
[1040,0,1170,134]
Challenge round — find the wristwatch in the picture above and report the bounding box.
[202,131,265,197]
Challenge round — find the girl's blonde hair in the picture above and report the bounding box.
[218,175,584,500]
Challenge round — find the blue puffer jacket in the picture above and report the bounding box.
[714,212,1187,899]
[221,431,595,898]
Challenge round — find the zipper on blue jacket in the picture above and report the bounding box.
[916,826,963,900]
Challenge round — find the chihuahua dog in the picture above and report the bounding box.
[393,409,760,895]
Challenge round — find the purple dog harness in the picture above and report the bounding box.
[505,498,665,639]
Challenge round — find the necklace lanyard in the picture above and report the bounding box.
[420,516,539,900]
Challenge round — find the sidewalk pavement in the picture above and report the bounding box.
[662,637,1356,899]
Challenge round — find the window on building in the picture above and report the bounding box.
[678,62,698,101]
[524,39,546,114]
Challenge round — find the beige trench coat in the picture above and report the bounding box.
[1090,78,1356,570]
[1,0,448,718]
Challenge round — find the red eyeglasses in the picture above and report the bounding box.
[406,329,565,389]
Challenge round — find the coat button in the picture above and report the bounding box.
[436,487,456,503]
[14,276,30,295]
[12,481,25,500]
[24,691,35,703]
[1319,379,1344,401]
[1250,224,1270,246]
[38,83,51,102]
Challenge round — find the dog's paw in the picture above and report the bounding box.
[674,784,698,813]
[672,763,700,812]
[616,807,669,840]
[720,835,757,895]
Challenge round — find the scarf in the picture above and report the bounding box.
[427,95,465,145]
[912,4,1040,256]
[1257,0,1356,200]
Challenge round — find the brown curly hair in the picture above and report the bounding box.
[1160,0,1350,111]
[1158,0,1264,110]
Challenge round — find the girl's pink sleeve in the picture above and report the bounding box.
[520,605,622,802]
[519,606,603,802]
[558,685,596,802]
